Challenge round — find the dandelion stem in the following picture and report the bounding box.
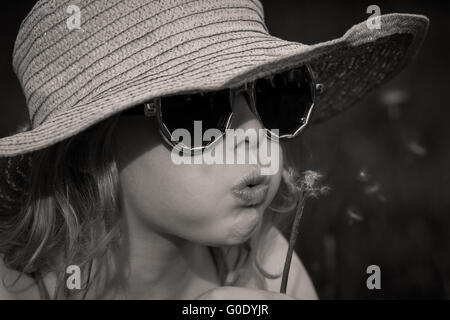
[280,190,306,294]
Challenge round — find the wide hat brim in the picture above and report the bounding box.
[0,13,428,158]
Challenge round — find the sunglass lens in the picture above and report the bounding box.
[254,66,314,137]
[160,89,231,149]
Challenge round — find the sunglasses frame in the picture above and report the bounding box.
[124,64,322,155]
[244,64,320,140]
[143,94,234,155]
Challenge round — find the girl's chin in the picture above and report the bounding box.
[225,207,263,244]
[190,206,265,247]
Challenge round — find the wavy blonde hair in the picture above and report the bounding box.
[0,114,301,299]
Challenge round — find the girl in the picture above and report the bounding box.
[0,0,428,299]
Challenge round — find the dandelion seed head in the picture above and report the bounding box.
[301,170,331,198]
[283,168,330,198]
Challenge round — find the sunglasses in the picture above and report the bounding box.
[122,64,323,154]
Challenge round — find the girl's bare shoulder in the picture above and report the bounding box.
[0,254,40,299]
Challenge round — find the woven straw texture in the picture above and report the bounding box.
[0,0,429,157]
[0,0,428,212]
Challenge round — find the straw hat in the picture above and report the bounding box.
[0,0,429,211]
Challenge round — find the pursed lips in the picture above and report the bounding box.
[231,169,270,207]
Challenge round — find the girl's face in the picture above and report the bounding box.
[114,93,283,246]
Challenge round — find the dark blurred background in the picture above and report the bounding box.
[1,1,449,299]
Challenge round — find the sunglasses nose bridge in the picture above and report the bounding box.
[229,83,259,120]
[229,87,264,133]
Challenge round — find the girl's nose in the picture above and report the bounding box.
[229,92,264,133]
[227,92,266,153]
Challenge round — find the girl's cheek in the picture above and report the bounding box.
[271,145,284,189]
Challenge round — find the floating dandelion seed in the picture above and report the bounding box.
[406,141,427,157]
[280,169,330,294]
[380,89,409,120]
[383,89,410,120]
[380,88,409,107]
[346,207,364,225]
[365,183,380,195]
[357,169,371,182]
